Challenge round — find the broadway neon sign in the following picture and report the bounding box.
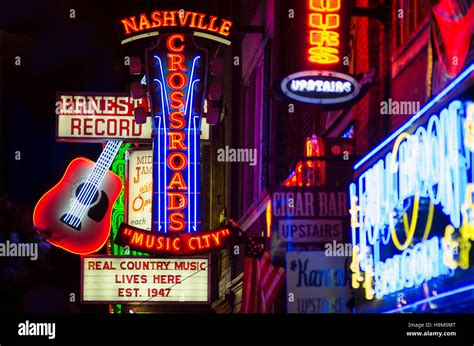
[349,68,474,300]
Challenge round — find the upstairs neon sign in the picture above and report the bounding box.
[349,94,474,300]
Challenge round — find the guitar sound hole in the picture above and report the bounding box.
[76,183,99,205]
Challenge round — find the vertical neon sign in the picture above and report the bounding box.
[308,0,341,64]
[146,34,207,234]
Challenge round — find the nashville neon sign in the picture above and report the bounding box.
[349,99,474,300]
[120,11,232,38]
[308,0,341,64]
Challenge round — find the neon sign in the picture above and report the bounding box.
[280,71,360,105]
[308,0,341,65]
[146,33,206,234]
[349,96,474,300]
[120,11,232,39]
[115,223,234,255]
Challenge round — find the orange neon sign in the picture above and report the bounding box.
[308,0,341,64]
[115,223,234,255]
[120,11,233,38]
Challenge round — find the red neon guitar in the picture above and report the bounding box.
[33,141,123,254]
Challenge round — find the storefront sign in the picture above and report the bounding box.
[56,93,151,142]
[126,149,153,230]
[82,256,210,303]
[280,70,360,105]
[286,251,351,313]
[349,66,474,304]
[271,187,348,245]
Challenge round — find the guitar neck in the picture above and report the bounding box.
[88,140,123,186]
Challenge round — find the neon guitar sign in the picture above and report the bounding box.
[33,141,123,254]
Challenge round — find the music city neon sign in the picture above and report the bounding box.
[349,99,474,300]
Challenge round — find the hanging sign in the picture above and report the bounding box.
[286,251,351,313]
[56,93,151,142]
[280,70,360,105]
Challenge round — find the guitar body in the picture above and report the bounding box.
[33,157,122,254]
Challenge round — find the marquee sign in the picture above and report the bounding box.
[56,93,151,142]
[82,256,210,303]
[349,66,474,307]
[280,70,360,105]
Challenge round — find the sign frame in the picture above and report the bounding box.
[55,91,151,143]
[280,70,361,105]
[80,254,212,305]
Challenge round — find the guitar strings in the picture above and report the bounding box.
[64,141,121,227]
[71,141,122,228]
[64,142,115,223]
[64,142,115,226]
[71,142,120,227]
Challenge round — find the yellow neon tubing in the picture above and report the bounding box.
[403,201,433,241]
[421,202,434,241]
[391,196,420,250]
[389,132,420,250]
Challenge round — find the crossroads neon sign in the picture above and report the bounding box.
[349,68,474,300]
[146,33,205,234]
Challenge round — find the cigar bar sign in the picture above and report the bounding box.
[82,256,210,303]
[56,93,152,142]
[271,187,348,243]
